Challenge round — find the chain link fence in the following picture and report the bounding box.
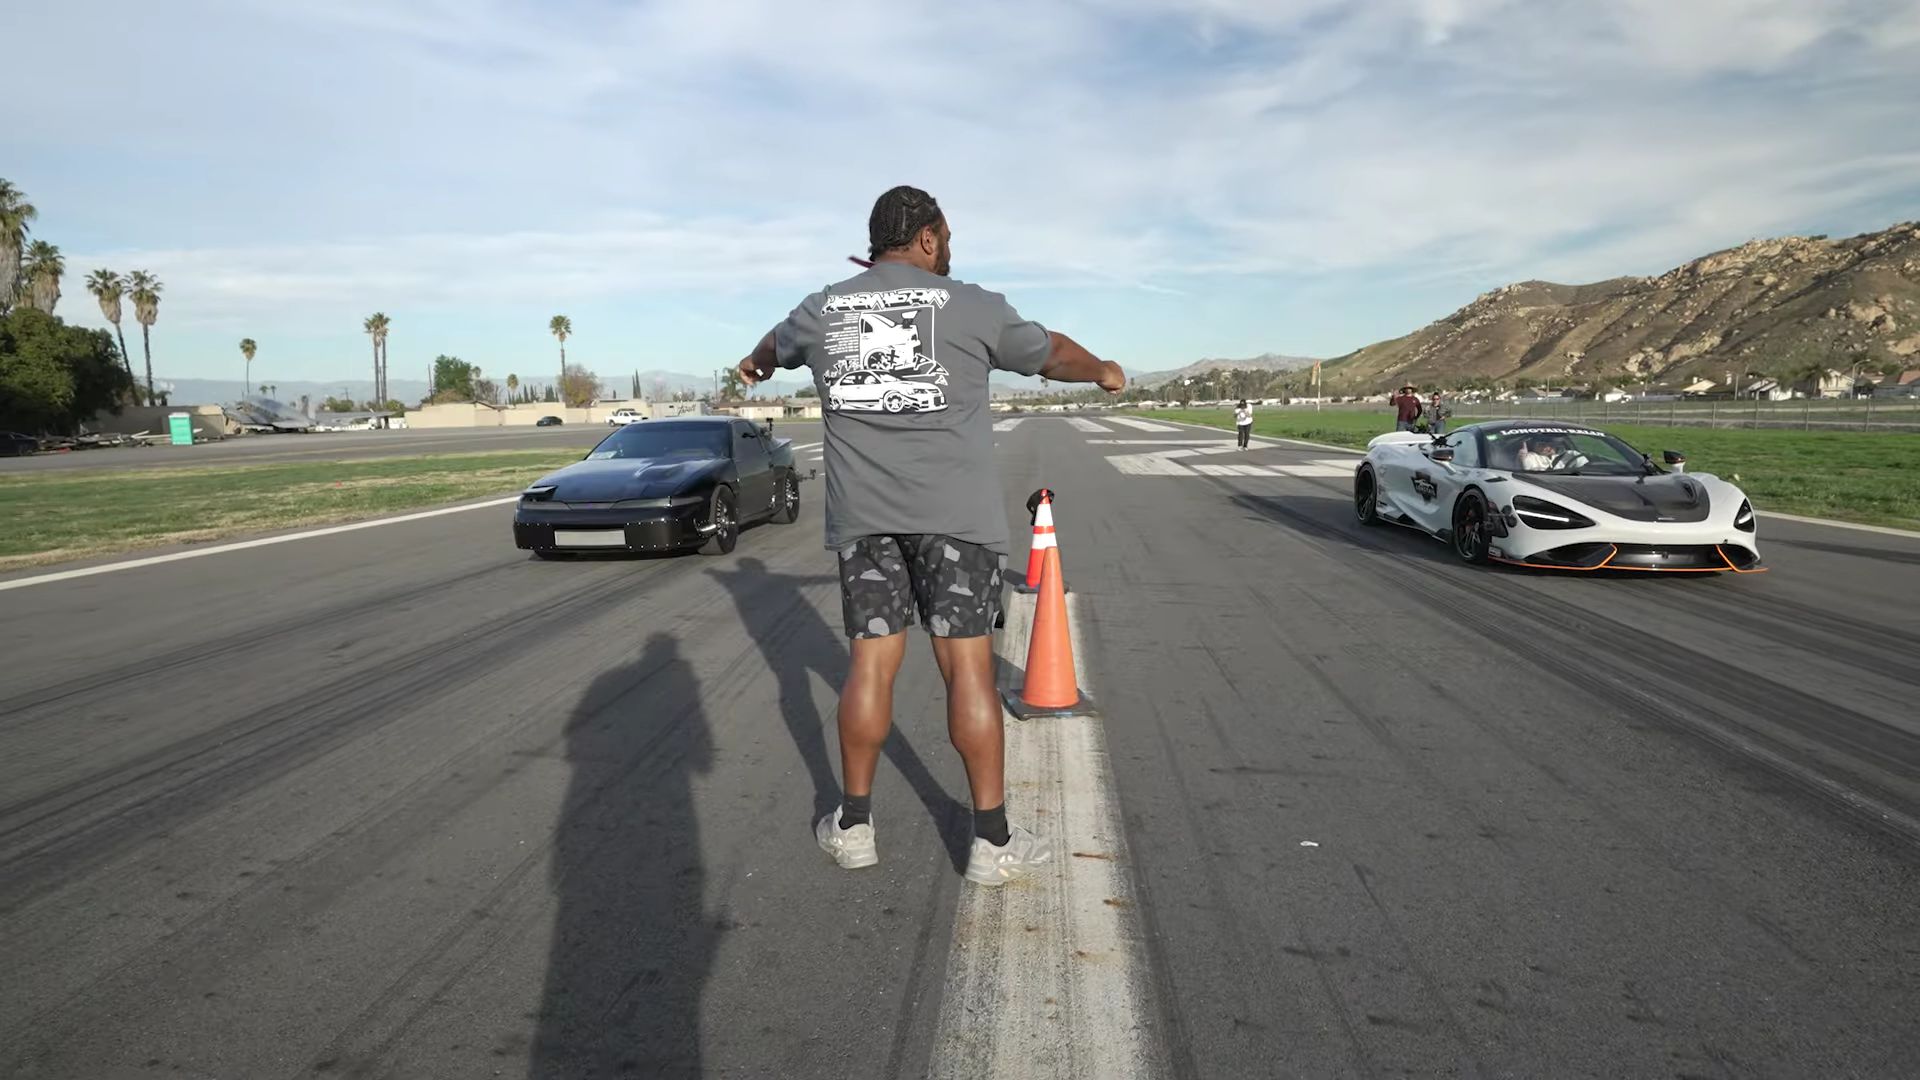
[1460,395,1920,433]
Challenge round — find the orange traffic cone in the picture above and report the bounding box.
[1003,544,1091,719]
[1015,490,1066,594]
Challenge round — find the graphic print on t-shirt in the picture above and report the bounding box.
[820,287,952,414]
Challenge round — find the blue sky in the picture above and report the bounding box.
[13,0,1920,386]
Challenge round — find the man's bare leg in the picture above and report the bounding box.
[839,633,909,799]
[928,634,1004,811]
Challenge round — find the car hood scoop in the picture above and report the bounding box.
[1523,474,1712,522]
[540,457,724,502]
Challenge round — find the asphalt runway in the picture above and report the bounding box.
[1,417,1916,1078]
[0,424,624,474]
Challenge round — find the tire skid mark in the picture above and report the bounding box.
[1,558,736,1067]
[307,680,707,1076]
[1097,562,1378,1077]
[1200,472,1911,978]
[0,560,670,909]
[1351,863,1491,1078]
[0,557,528,724]
[1222,483,1920,843]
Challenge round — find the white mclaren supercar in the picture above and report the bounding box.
[1354,420,1765,573]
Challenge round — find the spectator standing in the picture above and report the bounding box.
[1391,385,1424,432]
[1234,399,1254,449]
[1429,391,1451,436]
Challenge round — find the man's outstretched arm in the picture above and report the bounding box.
[1037,332,1126,393]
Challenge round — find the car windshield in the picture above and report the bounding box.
[1485,427,1649,476]
[585,423,729,461]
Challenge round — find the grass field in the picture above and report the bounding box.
[0,450,579,569]
[1155,407,1920,531]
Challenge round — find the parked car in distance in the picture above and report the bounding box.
[536,415,564,426]
[607,408,645,426]
[0,431,40,457]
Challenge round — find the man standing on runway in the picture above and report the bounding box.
[736,185,1125,886]
[1234,399,1254,449]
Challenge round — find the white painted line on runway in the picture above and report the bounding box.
[1759,511,1920,539]
[790,441,822,451]
[1107,453,1195,476]
[933,592,1152,1080]
[992,418,1026,432]
[1105,417,1181,433]
[1067,417,1113,433]
[1084,439,1224,446]
[0,496,521,593]
[1192,464,1241,476]
[1154,417,1365,455]
[1280,464,1356,478]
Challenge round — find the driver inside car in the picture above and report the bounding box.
[1517,436,1558,471]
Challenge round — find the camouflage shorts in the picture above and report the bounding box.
[838,535,1004,640]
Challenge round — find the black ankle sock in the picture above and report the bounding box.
[974,804,1010,847]
[839,794,872,830]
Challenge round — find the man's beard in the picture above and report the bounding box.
[934,241,952,277]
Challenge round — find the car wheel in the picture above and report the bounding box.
[1354,466,1382,526]
[883,392,907,413]
[700,487,739,556]
[1452,489,1491,564]
[771,471,800,524]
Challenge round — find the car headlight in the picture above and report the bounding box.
[1734,499,1755,532]
[1511,494,1594,530]
[521,485,557,501]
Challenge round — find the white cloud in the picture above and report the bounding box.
[18,0,1920,365]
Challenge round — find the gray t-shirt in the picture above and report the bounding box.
[773,262,1051,553]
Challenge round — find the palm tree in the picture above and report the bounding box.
[363,312,391,404]
[239,338,258,399]
[22,240,63,314]
[549,315,572,396]
[86,269,136,389]
[1794,359,1832,398]
[0,178,35,313]
[127,270,163,406]
[506,373,519,404]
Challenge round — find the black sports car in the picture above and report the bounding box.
[0,431,40,457]
[513,416,805,558]
[535,415,564,426]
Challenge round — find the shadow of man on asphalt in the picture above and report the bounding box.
[529,633,714,1079]
[707,556,970,872]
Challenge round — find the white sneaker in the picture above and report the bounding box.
[816,808,878,869]
[964,824,1051,886]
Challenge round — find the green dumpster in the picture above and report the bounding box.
[168,412,194,446]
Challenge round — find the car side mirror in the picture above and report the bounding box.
[1662,449,1686,473]
[1430,447,1456,463]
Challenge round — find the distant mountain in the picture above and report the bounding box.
[1324,221,1920,390]
[1132,353,1320,387]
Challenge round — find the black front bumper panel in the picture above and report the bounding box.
[1506,541,1764,572]
[513,502,708,552]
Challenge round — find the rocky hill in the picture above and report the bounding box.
[1325,221,1920,390]
[1132,353,1319,388]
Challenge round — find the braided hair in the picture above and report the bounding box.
[867,185,943,260]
